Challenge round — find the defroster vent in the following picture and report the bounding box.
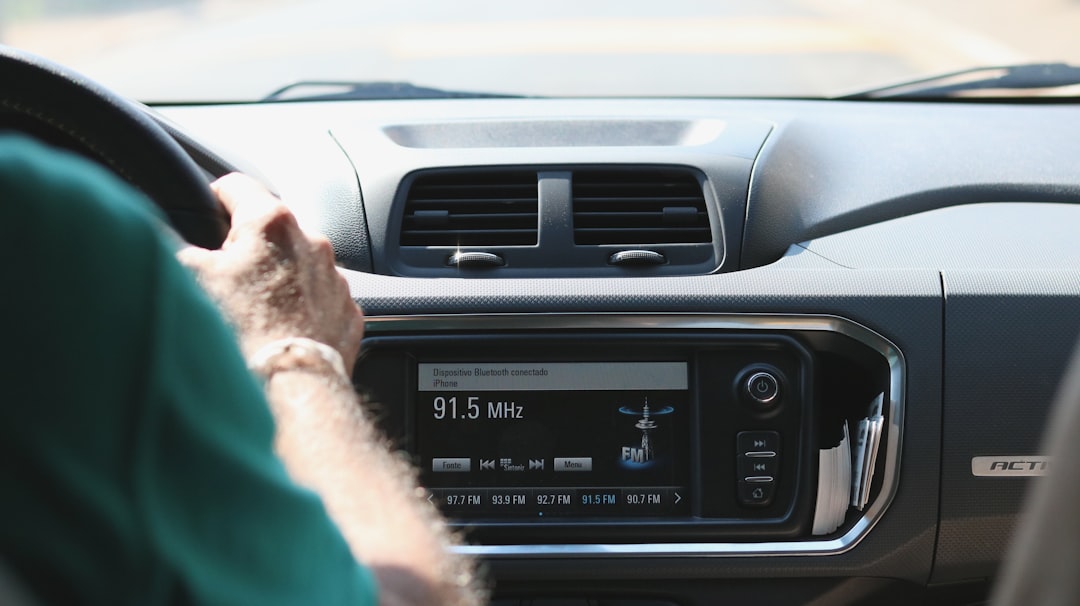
[401,171,538,246]
[572,169,711,245]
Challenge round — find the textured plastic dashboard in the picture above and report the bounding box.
[158,97,1080,600]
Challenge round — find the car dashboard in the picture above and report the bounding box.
[157,97,1080,606]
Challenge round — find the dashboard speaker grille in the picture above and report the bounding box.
[401,171,539,246]
[572,169,711,245]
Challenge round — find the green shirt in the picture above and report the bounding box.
[0,135,377,605]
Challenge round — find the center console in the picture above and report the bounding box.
[354,314,902,555]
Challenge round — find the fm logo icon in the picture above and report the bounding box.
[618,399,674,469]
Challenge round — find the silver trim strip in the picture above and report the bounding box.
[364,312,905,558]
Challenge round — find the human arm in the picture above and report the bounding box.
[2,135,380,605]
[177,174,483,606]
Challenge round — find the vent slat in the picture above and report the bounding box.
[401,229,537,246]
[407,198,537,207]
[404,213,538,229]
[575,212,708,228]
[573,226,712,244]
[404,212,539,221]
[572,169,711,245]
[573,196,703,205]
[575,228,712,235]
[401,171,538,247]
[411,187,538,195]
[403,229,537,236]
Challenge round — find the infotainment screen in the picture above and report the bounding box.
[416,361,691,518]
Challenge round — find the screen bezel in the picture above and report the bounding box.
[355,329,818,544]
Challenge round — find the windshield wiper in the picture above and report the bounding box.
[838,63,1080,100]
[262,80,526,102]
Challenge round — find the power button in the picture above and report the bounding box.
[744,371,780,406]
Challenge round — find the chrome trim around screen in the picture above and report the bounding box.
[363,313,905,558]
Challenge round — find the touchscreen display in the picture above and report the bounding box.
[416,361,690,518]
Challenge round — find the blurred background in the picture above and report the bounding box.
[3,0,1080,101]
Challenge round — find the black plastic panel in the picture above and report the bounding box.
[342,268,942,584]
[933,270,1080,584]
[783,203,1080,271]
[743,102,1080,268]
[493,577,953,606]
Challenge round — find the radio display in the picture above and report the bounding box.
[416,361,691,518]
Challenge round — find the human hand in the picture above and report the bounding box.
[177,174,364,374]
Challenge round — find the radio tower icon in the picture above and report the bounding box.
[619,398,674,467]
[635,401,657,463]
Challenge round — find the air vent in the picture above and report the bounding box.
[572,169,711,245]
[401,171,538,246]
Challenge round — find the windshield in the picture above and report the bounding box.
[2,0,1079,102]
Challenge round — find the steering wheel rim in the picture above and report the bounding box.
[0,45,229,249]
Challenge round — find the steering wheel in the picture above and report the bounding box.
[0,45,229,249]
